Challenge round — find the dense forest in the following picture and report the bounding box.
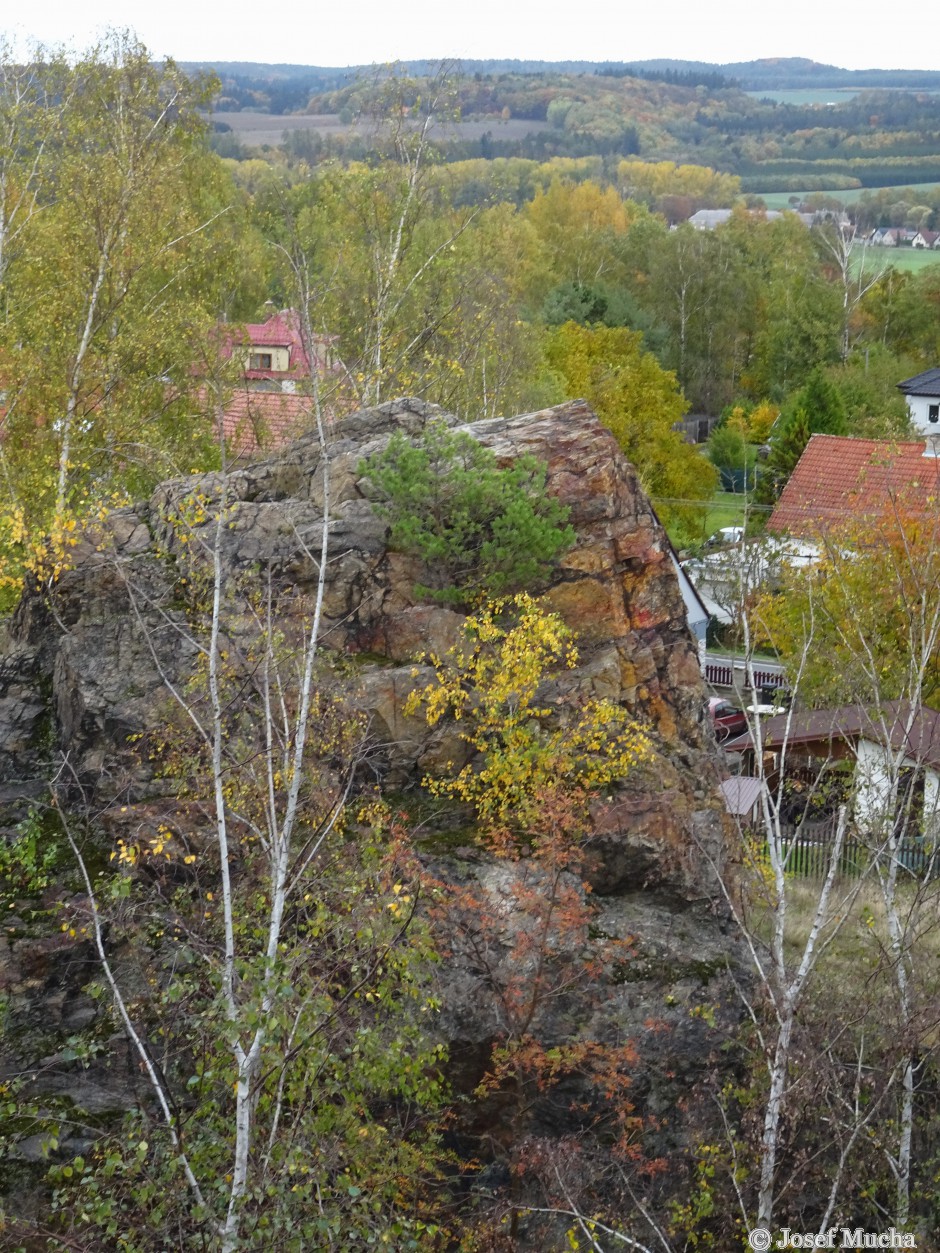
[3,35,940,1252]
[189,55,940,110]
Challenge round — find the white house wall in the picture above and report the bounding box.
[906,394,940,434]
[853,736,940,842]
[924,769,940,842]
[245,345,291,372]
[853,737,893,835]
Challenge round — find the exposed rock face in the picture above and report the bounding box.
[2,397,728,897]
[2,396,707,789]
[0,398,742,1232]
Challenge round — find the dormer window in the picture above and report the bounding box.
[249,352,273,370]
[929,404,939,424]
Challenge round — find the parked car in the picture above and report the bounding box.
[706,525,744,548]
[759,681,791,710]
[708,697,748,742]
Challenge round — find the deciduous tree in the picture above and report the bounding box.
[0,33,251,601]
[543,321,717,535]
[407,595,654,1243]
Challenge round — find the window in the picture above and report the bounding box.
[928,403,940,424]
[249,352,273,370]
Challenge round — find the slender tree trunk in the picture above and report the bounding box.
[218,256,333,1251]
[56,223,120,518]
[758,1008,794,1228]
[882,845,915,1227]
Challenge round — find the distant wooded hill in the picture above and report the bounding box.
[632,57,940,90]
[201,58,940,193]
[184,58,940,116]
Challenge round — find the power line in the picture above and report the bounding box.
[651,495,774,513]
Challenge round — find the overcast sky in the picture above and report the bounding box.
[4,0,930,72]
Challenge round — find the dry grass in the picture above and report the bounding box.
[744,866,940,1011]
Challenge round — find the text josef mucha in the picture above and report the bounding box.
[748,1228,916,1250]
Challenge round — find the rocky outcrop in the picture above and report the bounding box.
[1,398,718,878]
[0,398,743,1234]
[2,397,708,791]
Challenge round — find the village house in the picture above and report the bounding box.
[869,226,920,247]
[763,368,940,541]
[213,307,343,456]
[724,702,940,851]
[768,433,940,541]
[219,306,336,395]
[898,367,940,434]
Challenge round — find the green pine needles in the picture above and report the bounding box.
[360,420,575,606]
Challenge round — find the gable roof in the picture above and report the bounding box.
[768,434,940,538]
[217,310,337,384]
[898,367,940,397]
[719,776,767,816]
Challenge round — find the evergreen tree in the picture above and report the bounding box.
[796,366,847,436]
[756,407,812,508]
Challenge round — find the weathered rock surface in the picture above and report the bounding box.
[2,396,710,805]
[0,398,743,1231]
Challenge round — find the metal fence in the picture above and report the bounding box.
[768,815,936,880]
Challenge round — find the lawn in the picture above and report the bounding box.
[700,490,748,537]
[706,489,774,535]
[870,247,940,274]
[664,490,758,551]
[752,871,940,1007]
[849,246,940,276]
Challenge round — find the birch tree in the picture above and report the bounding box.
[815,221,888,365]
[0,33,250,603]
[0,38,70,296]
[726,615,870,1232]
[288,66,457,405]
[283,64,518,414]
[665,496,940,1248]
[7,259,450,1249]
[759,504,940,1229]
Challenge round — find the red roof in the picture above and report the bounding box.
[219,390,315,457]
[199,309,348,455]
[768,434,940,538]
[242,315,300,348]
[217,310,337,384]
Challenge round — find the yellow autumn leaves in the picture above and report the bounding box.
[407,594,652,833]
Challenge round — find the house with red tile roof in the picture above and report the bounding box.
[217,389,318,458]
[768,434,940,540]
[213,307,344,456]
[218,307,337,395]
